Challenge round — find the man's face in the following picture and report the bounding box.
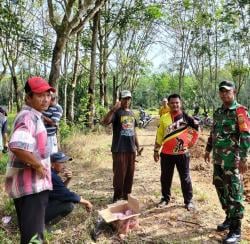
[52,162,65,173]
[168,97,181,113]
[219,88,235,105]
[50,97,57,106]
[120,97,131,109]
[27,91,51,112]
[162,100,168,107]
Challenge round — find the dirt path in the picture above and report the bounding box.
[1,119,249,243]
[59,119,250,243]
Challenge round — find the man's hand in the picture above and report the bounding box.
[137,147,143,156]
[204,151,210,163]
[36,164,47,178]
[63,169,72,179]
[112,100,121,112]
[238,159,248,174]
[80,198,93,212]
[153,151,160,162]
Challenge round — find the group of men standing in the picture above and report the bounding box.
[103,80,249,244]
[2,76,249,244]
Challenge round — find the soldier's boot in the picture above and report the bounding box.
[223,219,241,244]
[217,217,231,231]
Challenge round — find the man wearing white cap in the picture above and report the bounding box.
[102,90,141,202]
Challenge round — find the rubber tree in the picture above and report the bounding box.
[47,0,106,87]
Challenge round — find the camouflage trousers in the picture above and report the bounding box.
[213,164,244,220]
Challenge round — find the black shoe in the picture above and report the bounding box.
[223,231,241,244]
[217,218,231,231]
[185,202,195,211]
[157,199,169,208]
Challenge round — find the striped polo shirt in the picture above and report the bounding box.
[43,104,63,136]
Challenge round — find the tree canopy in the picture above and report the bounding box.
[0,0,249,125]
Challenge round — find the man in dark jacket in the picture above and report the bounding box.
[45,152,92,225]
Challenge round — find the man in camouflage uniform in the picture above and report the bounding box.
[204,80,250,244]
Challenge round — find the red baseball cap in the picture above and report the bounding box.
[27,76,56,93]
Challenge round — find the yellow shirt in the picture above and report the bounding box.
[159,106,170,117]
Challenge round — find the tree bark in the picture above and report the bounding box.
[87,11,99,128]
[68,33,80,122]
[49,34,68,87]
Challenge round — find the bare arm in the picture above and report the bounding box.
[43,115,57,126]
[3,132,8,147]
[79,197,93,212]
[10,148,47,178]
[135,129,143,155]
[102,101,121,126]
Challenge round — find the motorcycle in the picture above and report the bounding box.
[138,108,152,128]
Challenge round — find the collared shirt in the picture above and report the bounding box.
[5,105,52,199]
[43,104,63,136]
[156,111,199,155]
[206,100,250,166]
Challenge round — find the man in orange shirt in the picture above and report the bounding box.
[154,94,199,210]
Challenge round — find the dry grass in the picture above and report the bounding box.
[0,121,250,243]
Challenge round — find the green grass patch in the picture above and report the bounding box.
[0,153,8,174]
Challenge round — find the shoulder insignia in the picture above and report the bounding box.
[236,106,250,132]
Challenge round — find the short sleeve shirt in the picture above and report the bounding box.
[111,108,137,153]
[5,105,52,199]
[43,104,63,136]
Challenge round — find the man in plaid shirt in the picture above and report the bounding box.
[5,76,55,244]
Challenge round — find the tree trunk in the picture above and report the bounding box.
[112,75,118,105]
[63,43,69,122]
[68,33,80,122]
[49,34,68,87]
[103,38,109,107]
[12,74,20,112]
[87,12,99,128]
[9,78,13,113]
[98,12,105,107]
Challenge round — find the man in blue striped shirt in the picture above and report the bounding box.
[43,94,63,154]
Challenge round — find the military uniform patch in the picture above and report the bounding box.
[236,106,250,132]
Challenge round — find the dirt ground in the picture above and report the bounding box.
[1,117,250,243]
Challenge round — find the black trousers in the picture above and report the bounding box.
[45,200,74,225]
[160,153,193,204]
[112,152,136,201]
[14,190,49,244]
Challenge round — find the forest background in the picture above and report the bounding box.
[0,0,249,127]
[0,1,250,243]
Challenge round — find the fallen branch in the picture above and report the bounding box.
[177,219,204,227]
